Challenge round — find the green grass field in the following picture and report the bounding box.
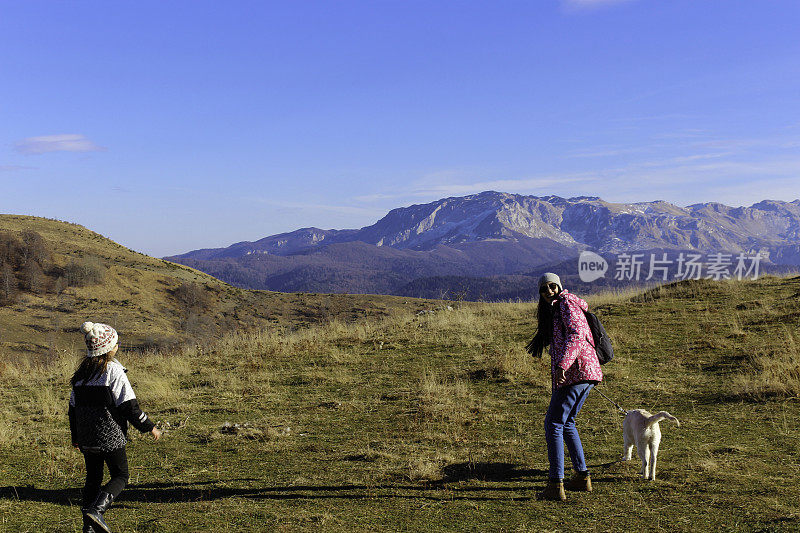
[1,276,799,532]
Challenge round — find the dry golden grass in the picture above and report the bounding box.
[733,327,800,399]
[584,284,659,307]
[405,452,456,482]
[2,274,800,531]
[0,408,23,446]
[415,371,479,426]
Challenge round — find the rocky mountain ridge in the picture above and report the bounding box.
[174,192,800,263]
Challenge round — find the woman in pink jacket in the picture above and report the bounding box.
[527,272,602,501]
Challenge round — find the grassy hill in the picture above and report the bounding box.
[0,215,445,356]
[1,274,799,531]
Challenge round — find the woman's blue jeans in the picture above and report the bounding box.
[544,382,594,481]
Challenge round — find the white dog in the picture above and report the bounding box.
[621,409,680,481]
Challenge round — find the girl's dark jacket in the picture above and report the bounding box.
[68,359,155,453]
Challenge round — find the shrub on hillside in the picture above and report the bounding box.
[0,231,54,300]
[0,262,18,305]
[173,281,210,310]
[0,232,24,268]
[0,231,51,268]
[181,310,216,340]
[22,259,46,295]
[64,257,106,287]
[139,334,182,353]
[21,231,50,266]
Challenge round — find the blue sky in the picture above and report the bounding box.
[2,0,799,256]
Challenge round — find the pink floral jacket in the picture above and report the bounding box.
[550,289,603,390]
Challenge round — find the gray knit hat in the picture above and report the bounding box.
[81,321,118,358]
[538,272,562,292]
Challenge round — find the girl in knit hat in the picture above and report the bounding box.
[69,321,162,533]
[527,273,603,501]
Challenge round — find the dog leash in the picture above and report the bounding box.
[594,387,628,416]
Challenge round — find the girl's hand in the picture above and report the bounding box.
[555,367,566,387]
[151,427,162,441]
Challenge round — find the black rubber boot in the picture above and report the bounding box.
[82,513,96,533]
[84,491,113,533]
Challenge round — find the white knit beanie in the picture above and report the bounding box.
[81,321,118,358]
[538,272,563,292]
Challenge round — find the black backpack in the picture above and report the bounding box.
[582,309,613,365]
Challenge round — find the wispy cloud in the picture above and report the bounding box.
[354,174,595,204]
[355,146,800,211]
[14,134,106,155]
[636,151,736,167]
[571,154,800,206]
[353,128,800,212]
[610,114,701,125]
[562,0,637,12]
[653,129,709,140]
[410,176,593,198]
[568,146,655,159]
[353,192,406,203]
[0,165,34,172]
[248,197,386,218]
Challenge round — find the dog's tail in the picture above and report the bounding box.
[646,411,680,428]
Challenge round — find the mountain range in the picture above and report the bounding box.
[167,191,800,300]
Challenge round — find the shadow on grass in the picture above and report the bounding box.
[438,462,546,483]
[585,460,630,483]
[0,483,542,505]
[0,461,638,507]
[693,389,775,405]
[0,463,556,505]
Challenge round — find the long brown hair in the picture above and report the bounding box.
[71,351,114,386]
[525,292,559,358]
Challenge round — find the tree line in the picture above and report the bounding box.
[0,230,106,306]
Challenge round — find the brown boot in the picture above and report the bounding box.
[540,480,566,501]
[564,472,592,492]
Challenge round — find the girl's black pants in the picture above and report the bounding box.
[82,447,129,507]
